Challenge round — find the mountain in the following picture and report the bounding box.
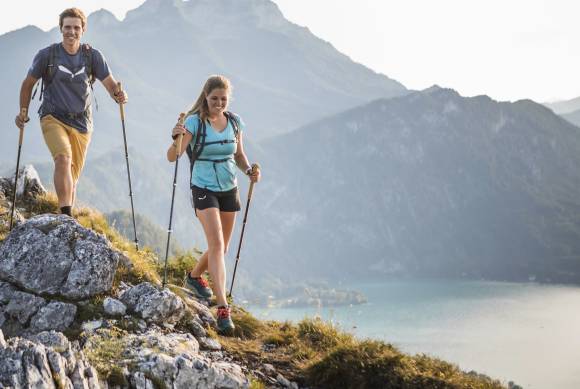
[241,86,580,284]
[544,96,580,114]
[0,0,406,165]
[563,109,580,127]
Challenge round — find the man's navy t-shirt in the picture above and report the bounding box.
[28,43,111,133]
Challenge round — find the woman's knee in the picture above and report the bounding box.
[207,236,225,253]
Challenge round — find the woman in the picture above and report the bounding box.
[167,75,260,333]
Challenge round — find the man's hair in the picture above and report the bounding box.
[59,8,87,30]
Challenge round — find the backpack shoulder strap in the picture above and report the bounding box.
[186,116,207,179]
[45,43,59,83]
[224,111,241,140]
[33,43,59,101]
[82,43,95,84]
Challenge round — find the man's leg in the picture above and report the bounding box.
[68,128,91,209]
[54,154,74,209]
[41,115,74,214]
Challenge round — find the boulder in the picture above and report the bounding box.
[0,165,46,202]
[0,329,99,389]
[103,297,127,316]
[0,214,120,300]
[120,282,185,324]
[30,301,77,332]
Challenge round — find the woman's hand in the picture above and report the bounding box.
[248,164,261,183]
[172,122,187,139]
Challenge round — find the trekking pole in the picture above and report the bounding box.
[163,113,186,288]
[117,82,139,251]
[9,108,27,231]
[228,163,260,298]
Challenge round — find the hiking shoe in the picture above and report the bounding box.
[217,306,235,334]
[185,274,213,299]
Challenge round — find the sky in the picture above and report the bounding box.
[0,0,578,103]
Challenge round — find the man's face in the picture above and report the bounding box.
[61,17,84,45]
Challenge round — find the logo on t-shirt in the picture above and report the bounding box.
[58,65,85,79]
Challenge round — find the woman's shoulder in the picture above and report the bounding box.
[184,113,201,132]
[226,111,245,131]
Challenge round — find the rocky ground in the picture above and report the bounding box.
[0,166,301,389]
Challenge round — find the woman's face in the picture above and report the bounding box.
[206,88,229,116]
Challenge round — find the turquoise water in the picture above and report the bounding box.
[244,280,580,389]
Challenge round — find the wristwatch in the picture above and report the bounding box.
[245,167,253,176]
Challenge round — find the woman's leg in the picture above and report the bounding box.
[190,211,236,277]
[196,208,228,306]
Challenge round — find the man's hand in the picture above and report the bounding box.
[14,111,29,130]
[114,88,128,104]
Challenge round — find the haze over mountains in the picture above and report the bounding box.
[2,0,580,290]
[544,96,580,127]
[0,0,405,163]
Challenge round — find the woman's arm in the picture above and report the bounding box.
[235,132,261,182]
[167,123,192,162]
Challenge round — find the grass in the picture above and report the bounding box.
[219,316,506,389]
[83,328,130,384]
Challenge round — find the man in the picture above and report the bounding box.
[15,8,127,216]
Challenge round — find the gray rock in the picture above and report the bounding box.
[0,281,15,304]
[30,301,77,332]
[263,363,276,375]
[198,337,222,351]
[82,320,103,332]
[131,371,155,389]
[0,165,46,201]
[121,282,185,324]
[29,331,71,353]
[103,297,127,316]
[4,290,46,324]
[84,329,247,388]
[0,214,120,300]
[187,317,207,338]
[277,373,292,388]
[0,329,6,348]
[120,282,157,309]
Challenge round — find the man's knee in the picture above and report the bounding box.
[54,154,72,167]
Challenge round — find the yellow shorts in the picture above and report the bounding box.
[41,115,91,183]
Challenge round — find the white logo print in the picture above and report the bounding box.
[198,195,207,200]
[58,65,85,79]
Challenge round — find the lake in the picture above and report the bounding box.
[244,280,580,389]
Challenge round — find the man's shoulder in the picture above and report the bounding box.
[36,43,58,57]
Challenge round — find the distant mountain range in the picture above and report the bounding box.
[544,96,580,114]
[0,0,406,165]
[543,96,580,127]
[562,109,580,127]
[242,86,580,284]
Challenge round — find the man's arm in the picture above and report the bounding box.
[100,75,128,104]
[15,75,38,129]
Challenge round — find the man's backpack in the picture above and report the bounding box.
[32,43,96,102]
[185,111,241,188]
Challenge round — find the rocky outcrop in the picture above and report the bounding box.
[120,282,185,324]
[0,214,121,300]
[83,329,249,389]
[0,169,254,388]
[0,329,99,389]
[0,165,46,204]
[0,282,77,337]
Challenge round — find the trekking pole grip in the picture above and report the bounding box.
[175,113,186,153]
[18,108,27,145]
[117,82,125,121]
[248,163,260,198]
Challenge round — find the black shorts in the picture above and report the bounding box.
[191,186,241,213]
